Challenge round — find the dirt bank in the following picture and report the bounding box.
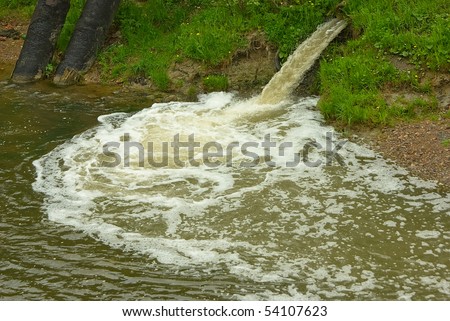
[356,59,450,186]
[0,20,27,68]
[1,19,449,186]
[355,119,449,186]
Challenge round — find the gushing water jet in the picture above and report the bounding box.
[258,18,348,104]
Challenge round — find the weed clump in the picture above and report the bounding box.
[203,75,229,92]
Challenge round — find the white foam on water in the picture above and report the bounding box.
[415,230,441,239]
[33,92,450,299]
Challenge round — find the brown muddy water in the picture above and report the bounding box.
[0,60,449,301]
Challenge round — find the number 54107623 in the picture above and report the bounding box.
[264,305,327,317]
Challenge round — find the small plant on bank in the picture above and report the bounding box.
[44,62,55,79]
[442,139,450,148]
[187,86,198,101]
[203,75,229,92]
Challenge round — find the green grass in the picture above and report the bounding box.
[319,48,400,125]
[0,0,36,19]
[177,7,247,66]
[442,139,450,148]
[345,0,449,70]
[98,0,189,89]
[1,0,343,90]
[98,0,342,89]
[3,0,449,127]
[98,1,254,87]
[261,0,341,60]
[57,0,86,52]
[319,0,449,126]
[0,0,35,9]
[203,74,229,92]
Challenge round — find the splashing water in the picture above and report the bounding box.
[33,20,449,300]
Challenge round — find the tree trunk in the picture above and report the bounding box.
[53,0,121,86]
[11,0,70,84]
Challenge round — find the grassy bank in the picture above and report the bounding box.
[319,0,449,126]
[0,0,35,18]
[97,0,341,90]
[1,0,449,126]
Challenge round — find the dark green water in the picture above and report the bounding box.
[1,67,449,301]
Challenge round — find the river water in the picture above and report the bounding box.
[1,66,449,300]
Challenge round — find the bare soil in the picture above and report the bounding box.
[167,30,278,97]
[356,119,450,186]
[366,57,450,186]
[0,20,26,66]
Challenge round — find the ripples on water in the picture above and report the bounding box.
[2,17,448,300]
[1,80,446,300]
[1,81,247,300]
[1,52,449,300]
